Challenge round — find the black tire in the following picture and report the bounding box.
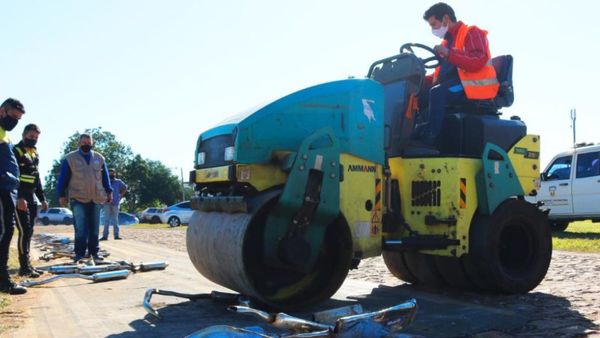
[433,255,478,290]
[463,199,552,294]
[403,251,446,287]
[382,251,419,285]
[151,216,160,224]
[42,217,50,226]
[168,216,181,227]
[550,221,569,232]
[63,217,72,225]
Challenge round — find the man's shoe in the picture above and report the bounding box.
[0,280,27,295]
[92,255,104,263]
[19,266,41,278]
[114,237,123,240]
[99,237,108,241]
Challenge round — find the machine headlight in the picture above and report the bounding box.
[197,152,206,166]
[224,146,235,161]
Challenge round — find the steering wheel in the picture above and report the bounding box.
[400,43,440,69]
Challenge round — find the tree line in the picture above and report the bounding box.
[43,128,191,212]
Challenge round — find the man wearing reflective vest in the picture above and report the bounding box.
[418,3,499,145]
[14,123,48,278]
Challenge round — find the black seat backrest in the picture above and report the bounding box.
[492,55,514,108]
[448,54,514,114]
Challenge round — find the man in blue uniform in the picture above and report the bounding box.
[0,98,27,295]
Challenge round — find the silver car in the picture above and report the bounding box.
[140,207,165,224]
[159,201,193,227]
[38,207,74,225]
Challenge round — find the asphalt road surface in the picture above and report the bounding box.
[6,236,598,338]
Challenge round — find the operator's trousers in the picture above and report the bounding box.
[15,193,37,268]
[417,79,467,142]
[0,190,17,281]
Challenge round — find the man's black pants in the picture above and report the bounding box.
[0,191,16,280]
[15,193,36,267]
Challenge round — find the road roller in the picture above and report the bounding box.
[187,43,552,309]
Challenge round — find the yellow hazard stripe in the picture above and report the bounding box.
[20,177,35,183]
[459,178,467,208]
[374,178,382,211]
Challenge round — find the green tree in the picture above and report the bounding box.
[44,128,184,211]
[120,155,182,212]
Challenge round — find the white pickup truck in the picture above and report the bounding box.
[533,143,600,231]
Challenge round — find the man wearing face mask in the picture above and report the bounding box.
[99,168,127,241]
[417,2,499,145]
[14,124,48,278]
[57,134,113,262]
[0,98,28,295]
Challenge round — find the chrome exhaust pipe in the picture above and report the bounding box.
[228,306,331,333]
[334,298,418,334]
[143,289,247,319]
[46,265,79,274]
[138,261,169,272]
[312,304,363,325]
[92,269,130,282]
[20,270,130,287]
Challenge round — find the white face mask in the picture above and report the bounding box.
[432,22,448,39]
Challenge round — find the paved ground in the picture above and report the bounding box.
[2,227,599,337]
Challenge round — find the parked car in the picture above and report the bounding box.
[140,207,165,224]
[37,208,73,225]
[159,201,193,227]
[530,143,600,231]
[100,211,140,226]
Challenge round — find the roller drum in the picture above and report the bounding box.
[186,211,257,297]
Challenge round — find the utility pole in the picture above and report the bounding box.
[570,108,577,146]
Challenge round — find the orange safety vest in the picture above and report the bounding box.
[433,24,499,100]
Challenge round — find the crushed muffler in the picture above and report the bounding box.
[186,299,418,337]
[20,269,130,287]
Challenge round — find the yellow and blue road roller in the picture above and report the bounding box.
[186,43,551,309]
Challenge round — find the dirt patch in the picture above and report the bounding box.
[0,248,26,335]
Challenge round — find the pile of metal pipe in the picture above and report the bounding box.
[20,270,131,287]
[142,287,417,337]
[34,233,110,261]
[40,260,169,275]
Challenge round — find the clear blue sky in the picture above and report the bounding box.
[1,1,598,180]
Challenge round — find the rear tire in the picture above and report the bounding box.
[550,221,569,232]
[382,251,418,285]
[151,216,160,224]
[403,251,446,287]
[168,216,181,227]
[42,217,50,226]
[464,199,552,293]
[433,255,477,290]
